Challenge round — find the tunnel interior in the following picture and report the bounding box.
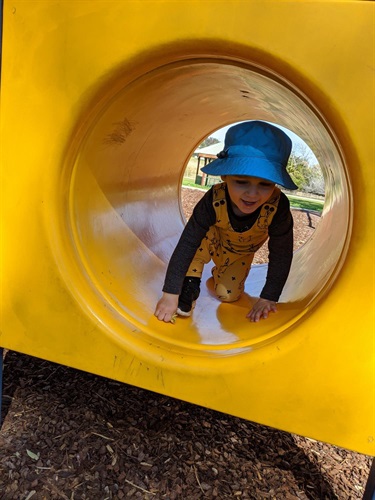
[67,58,351,355]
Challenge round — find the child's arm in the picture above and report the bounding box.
[155,189,215,323]
[154,292,179,323]
[247,298,277,322]
[163,190,215,295]
[250,194,293,321]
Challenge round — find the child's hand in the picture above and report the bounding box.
[154,292,179,323]
[247,298,277,322]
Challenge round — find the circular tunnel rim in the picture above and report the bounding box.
[58,53,353,362]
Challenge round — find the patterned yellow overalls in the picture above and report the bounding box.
[186,182,281,302]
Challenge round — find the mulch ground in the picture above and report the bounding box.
[0,188,373,499]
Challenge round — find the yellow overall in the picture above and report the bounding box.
[187,183,281,301]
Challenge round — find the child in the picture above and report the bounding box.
[154,120,298,323]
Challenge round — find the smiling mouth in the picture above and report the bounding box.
[241,199,257,207]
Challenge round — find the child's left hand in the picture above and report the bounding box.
[247,298,277,322]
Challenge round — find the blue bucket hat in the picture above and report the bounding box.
[201,121,298,190]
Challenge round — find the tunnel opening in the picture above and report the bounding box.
[181,123,325,263]
[66,57,351,356]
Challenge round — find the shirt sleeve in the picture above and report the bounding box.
[162,188,216,295]
[260,192,294,301]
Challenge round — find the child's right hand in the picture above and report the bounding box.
[154,292,179,323]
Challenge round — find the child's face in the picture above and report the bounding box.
[222,175,275,216]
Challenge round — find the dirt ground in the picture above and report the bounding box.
[0,188,373,499]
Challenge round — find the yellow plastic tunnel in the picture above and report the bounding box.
[1,1,374,456]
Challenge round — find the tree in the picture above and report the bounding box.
[302,164,325,195]
[199,137,220,149]
[286,154,310,190]
[286,144,325,195]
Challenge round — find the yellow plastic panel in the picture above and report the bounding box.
[1,1,374,455]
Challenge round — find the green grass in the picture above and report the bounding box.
[182,178,324,213]
[182,178,211,190]
[287,195,324,212]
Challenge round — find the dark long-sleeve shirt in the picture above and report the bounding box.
[163,185,293,301]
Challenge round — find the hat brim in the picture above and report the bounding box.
[201,157,298,190]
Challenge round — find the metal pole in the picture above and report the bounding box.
[0,348,3,427]
[0,0,4,428]
[363,456,375,500]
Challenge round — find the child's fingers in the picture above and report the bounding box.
[154,307,176,323]
[154,293,179,323]
[247,309,262,322]
[253,310,265,322]
[269,303,277,313]
[247,300,277,322]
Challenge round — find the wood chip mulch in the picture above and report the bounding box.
[0,188,373,499]
[0,352,373,500]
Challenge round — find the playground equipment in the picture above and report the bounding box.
[1,0,374,488]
